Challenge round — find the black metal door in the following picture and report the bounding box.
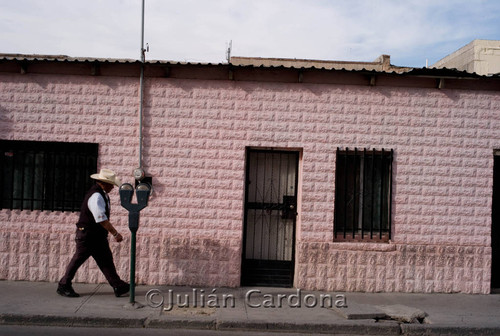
[241,149,299,287]
[492,154,500,290]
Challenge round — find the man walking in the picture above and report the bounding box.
[57,168,129,298]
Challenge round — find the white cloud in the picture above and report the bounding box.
[0,0,498,67]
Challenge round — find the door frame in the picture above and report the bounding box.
[241,148,300,287]
[492,150,500,290]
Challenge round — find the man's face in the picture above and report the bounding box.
[99,182,115,193]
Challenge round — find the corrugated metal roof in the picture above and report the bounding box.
[0,53,498,78]
[0,53,222,66]
[0,53,132,63]
[405,67,487,78]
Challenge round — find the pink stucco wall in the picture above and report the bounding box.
[0,70,499,293]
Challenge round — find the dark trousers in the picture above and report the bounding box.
[59,230,126,288]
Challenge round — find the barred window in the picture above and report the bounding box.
[334,148,393,242]
[1,140,98,212]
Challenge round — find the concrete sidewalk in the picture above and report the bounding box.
[0,281,499,335]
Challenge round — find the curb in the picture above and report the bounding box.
[3,313,500,335]
[216,320,401,335]
[0,313,400,335]
[0,314,146,329]
[145,315,216,330]
[401,324,500,336]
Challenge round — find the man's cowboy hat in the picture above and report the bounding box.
[90,169,121,187]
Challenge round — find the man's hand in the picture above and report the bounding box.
[98,220,123,243]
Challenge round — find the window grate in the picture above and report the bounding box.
[334,147,393,242]
[1,140,98,212]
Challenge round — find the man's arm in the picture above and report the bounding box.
[99,220,123,242]
[88,192,123,242]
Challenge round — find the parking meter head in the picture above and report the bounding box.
[119,183,134,207]
[136,183,151,206]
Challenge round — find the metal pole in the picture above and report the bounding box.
[126,0,146,307]
[139,0,145,168]
[129,230,137,304]
[129,211,139,304]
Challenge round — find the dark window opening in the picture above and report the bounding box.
[334,147,393,242]
[1,140,98,212]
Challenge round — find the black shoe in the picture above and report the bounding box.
[114,283,130,297]
[57,284,80,297]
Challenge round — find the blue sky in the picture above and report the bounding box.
[0,0,498,67]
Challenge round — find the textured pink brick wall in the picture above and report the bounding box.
[1,71,499,293]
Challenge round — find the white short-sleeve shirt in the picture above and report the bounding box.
[87,192,109,223]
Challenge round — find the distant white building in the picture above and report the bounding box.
[432,39,500,76]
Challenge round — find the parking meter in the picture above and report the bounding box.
[120,183,150,233]
[136,183,151,206]
[119,182,151,305]
[119,183,134,204]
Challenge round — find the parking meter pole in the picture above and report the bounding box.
[129,212,139,305]
[129,230,137,304]
[119,182,150,307]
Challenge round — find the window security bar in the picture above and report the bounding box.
[1,140,98,212]
[334,147,393,242]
